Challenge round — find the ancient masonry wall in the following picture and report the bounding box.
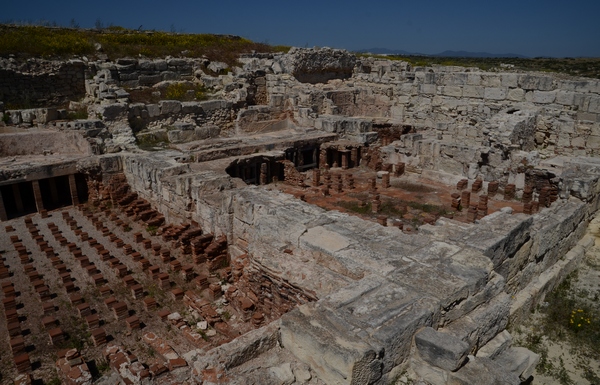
[120,149,600,383]
[0,60,86,106]
[268,63,600,157]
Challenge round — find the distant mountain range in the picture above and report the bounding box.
[356,48,528,58]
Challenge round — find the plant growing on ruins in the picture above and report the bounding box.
[146,225,158,236]
[1,112,9,124]
[163,83,209,102]
[67,107,88,120]
[221,310,231,321]
[47,377,62,385]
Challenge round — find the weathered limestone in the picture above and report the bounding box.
[2,47,600,385]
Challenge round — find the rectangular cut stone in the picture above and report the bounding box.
[463,86,484,99]
[533,90,556,104]
[588,96,600,114]
[507,88,525,102]
[555,91,576,106]
[441,86,463,97]
[445,73,467,86]
[484,88,507,100]
[420,84,436,95]
[466,73,481,85]
[518,75,540,90]
[415,327,469,371]
[481,75,502,87]
[501,74,518,88]
[578,112,597,122]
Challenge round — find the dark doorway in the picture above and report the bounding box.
[39,175,72,211]
[75,174,89,204]
[1,182,37,219]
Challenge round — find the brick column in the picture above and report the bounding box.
[68,174,79,205]
[319,149,327,168]
[0,189,8,221]
[32,180,44,212]
[341,150,350,170]
[259,163,268,185]
[350,147,358,168]
[12,184,24,213]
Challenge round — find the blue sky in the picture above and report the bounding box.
[3,0,600,57]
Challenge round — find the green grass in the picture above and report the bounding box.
[0,24,277,66]
[163,83,209,101]
[67,107,88,120]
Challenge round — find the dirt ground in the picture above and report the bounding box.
[277,167,525,230]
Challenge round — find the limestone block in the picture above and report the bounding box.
[268,363,295,385]
[415,327,469,371]
[281,305,384,385]
[159,100,182,115]
[400,83,416,94]
[154,60,167,71]
[481,75,501,87]
[571,136,585,148]
[6,110,22,125]
[577,112,597,122]
[35,108,58,123]
[460,213,533,270]
[445,73,467,86]
[555,90,576,105]
[410,355,449,385]
[493,347,539,381]
[533,201,585,259]
[181,102,203,115]
[501,74,518,88]
[538,76,555,91]
[161,71,179,81]
[200,99,231,112]
[518,75,540,90]
[574,94,590,110]
[391,105,404,120]
[466,73,481,86]
[588,96,600,114]
[147,104,160,118]
[443,294,511,358]
[424,72,437,84]
[440,86,463,97]
[496,238,533,282]
[484,87,507,100]
[462,86,484,99]
[139,74,162,85]
[167,130,194,143]
[532,90,556,104]
[137,60,155,71]
[448,357,520,385]
[98,103,127,121]
[20,109,36,124]
[476,330,512,359]
[420,84,436,95]
[560,80,591,92]
[167,58,187,66]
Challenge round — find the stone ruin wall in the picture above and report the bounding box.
[4,48,600,384]
[115,144,600,383]
[0,59,86,106]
